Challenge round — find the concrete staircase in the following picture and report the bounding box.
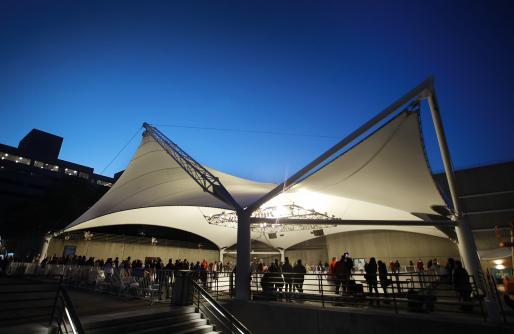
[81,306,221,334]
[0,277,58,328]
[0,277,225,334]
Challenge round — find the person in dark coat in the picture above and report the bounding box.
[446,258,455,285]
[334,255,348,294]
[343,252,354,293]
[282,257,293,295]
[269,263,284,296]
[260,269,274,300]
[365,257,379,304]
[293,259,306,293]
[378,260,390,298]
[453,260,472,304]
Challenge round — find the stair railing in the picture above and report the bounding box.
[49,276,84,334]
[192,279,252,334]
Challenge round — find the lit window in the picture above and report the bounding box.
[78,172,89,179]
[96,179,112,187]
[0,152,30,165]
[34,160,59,172]
[64,168,78,176]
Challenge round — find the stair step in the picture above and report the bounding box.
[173,324,215,334]
[0,299,54,312]
[87,313,203,334]
[0,293,56,303]
[120,318,208,334]
[82,306,195,329]
[0,314,49,326]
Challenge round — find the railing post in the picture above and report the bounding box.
[395,272,401,294]
[230,271,234,298]
[391,274,398,314]
[320,273,325,308]
[49,276,63,326]
[197,283,200,312]
[486,269,507,324]
[254,272,258,296]
[473,275,487,321]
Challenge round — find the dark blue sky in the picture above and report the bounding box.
[1,0,513,182]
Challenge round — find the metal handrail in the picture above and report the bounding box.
[249,270,489,318]
[0,270,84,333]
[7,261,495,320]
[49,277,84,334]
[192,279,252,334]
[486,268,507,323]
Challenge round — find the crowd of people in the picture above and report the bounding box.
[248,253,473,306]
[1,252,473,305]
[37,254,232,273]
[258,257,307,299]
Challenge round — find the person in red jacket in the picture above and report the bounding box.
[416,258,424,272]
[327,256,337,284]
[329,257,337,273]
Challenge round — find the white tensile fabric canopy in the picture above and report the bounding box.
[65,111,450,249]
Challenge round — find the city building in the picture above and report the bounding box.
[0,129,116,257]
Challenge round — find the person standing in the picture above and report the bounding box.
[327,256,337,286]
[282,257,293,298]
[453,261,472,306]
[269,262,284,299]
[257,259,264,273]
[261,267,274,300]
[334,255,347,295]
[104,258,114,282]
[343,252,354,293]
[365,257,379,305]
[329,257,337,274]
[416,258,424,272]
[394,260,401,273]
[378,260,390,300]
[389,260,396,274]
[293,259,306,293]
[446,258,455,285]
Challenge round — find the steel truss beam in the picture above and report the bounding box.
[249,218,454,227]
[143,123,242,211]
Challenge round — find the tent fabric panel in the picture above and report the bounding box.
[207,168,277,208]
[253,224,447,250]
[65,206,447,250]
[66,206,237,249]
[67,134,276,230]
[290,112,446,217]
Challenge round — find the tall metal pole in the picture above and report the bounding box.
[427,88,500,321]
[219,248,225,264]
[427,91,481,269]
[427,91,460,215]
[39,234,52,264]
[235,210,251,300]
